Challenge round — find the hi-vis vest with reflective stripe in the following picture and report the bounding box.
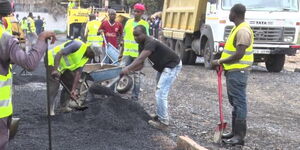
[0,26,13,118]
[48,39,90,73]
[221,22,254,70]
[27,17,36,33]
[4,17,12,35]
[86,20,103,47]
[123,18,149,57]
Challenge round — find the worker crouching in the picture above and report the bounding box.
[46,39,101,116]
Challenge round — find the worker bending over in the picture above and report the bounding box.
[47,39,101,116]
[120,25,182,130]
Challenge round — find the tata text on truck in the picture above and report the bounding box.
[162,0,300,72]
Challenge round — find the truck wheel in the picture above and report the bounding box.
[203,41,213,69]
[166,38,175,50]
[175,40,190,65]
[116,75,133,94]
[265,54,285,72]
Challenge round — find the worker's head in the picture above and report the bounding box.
[89,14,96,21]
[38,15,41,19]
[28,12,33,18]
[133,25,147,44]
[22,17,26,20]
[229,3,246,22]
[0,0,12,18]
[86,44,102,58]
[108,9,116,22]
[133,3,145,21]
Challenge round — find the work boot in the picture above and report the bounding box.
[222,117,235,139]
[223,119,247,146]
[148,119,168,130]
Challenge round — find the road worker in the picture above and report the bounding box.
[211,3,254,146]
[84,14,103,62]
[26,12,37,51]
[120,25,182,130]
[0,1,56,149]
[119,3,150,101]
[47,39,101,116]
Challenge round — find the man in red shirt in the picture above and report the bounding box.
[99,9,123,49]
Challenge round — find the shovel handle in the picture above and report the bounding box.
[217,65,224,124]
[59,80,80,106]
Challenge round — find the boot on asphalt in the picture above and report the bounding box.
[223,119,246,146]
[222,117,235,139]
[148,119,168,130]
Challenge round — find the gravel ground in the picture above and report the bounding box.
[7,35,300,149]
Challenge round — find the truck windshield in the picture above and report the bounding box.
[222,0,299,12]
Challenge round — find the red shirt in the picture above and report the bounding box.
[99,20,123,48]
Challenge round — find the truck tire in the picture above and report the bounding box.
[203,41,213,69]
[166,38,175,50]
[265,54,285,72]
[175,40,190,65]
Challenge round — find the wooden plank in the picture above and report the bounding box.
[176,135,208,150]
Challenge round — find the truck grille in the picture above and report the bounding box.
[224,26,295,42]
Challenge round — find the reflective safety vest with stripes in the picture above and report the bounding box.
[221,22,254,70]
[123,19,149,57]
[27,17,36,33]
[86,20,103,47]
[47,39,90,73]
[0,26,13,118]
[4,17,12,35]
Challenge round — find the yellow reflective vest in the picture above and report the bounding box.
[27,17,36,33]
[20,19,28,30]
[0,26,13,118]
[123,18,149,57]
[221,22,254,70]
[48,39,90,73]
[86,20,103,47]
[4,17,12,35]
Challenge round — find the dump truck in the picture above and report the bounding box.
[162,0,300,72]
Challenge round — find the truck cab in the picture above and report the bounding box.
[205,0,300,72]
[162,0,300,72]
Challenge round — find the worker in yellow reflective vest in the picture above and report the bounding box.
[84,14,103,62]
[211,4,254,146]
[0,1,56,149]
[26,12,37,51]
[47,39,101,116]
[119,3,149,101]
[2,16,12,34]
[20,17,27,36]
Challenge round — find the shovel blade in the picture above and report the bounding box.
[213,122,227,143]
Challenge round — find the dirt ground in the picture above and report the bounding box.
[7,36,300,150]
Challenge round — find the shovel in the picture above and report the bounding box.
[59,80,88,111]
[213,65,227,143]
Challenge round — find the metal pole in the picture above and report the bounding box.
[45,41,52,150]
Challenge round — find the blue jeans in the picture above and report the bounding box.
[120,56,140,99]
[225,70,249,120]
[155,61,182,125]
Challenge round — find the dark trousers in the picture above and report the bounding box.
[225,70,249,120]
[0,117,9,150]
[47,66,75,115]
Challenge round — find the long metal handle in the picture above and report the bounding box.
[45,42,52,150]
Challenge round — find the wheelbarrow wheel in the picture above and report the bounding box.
[116,75,133,94]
